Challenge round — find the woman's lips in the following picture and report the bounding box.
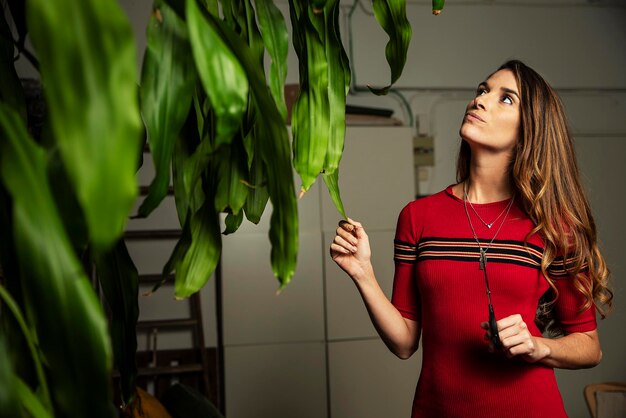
[465,111,485,122]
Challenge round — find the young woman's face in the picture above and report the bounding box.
[459,69,521,154]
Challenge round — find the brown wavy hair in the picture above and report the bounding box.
[457,60,613,327]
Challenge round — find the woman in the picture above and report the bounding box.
[330,60,612,417]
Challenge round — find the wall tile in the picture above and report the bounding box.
[222,232,325,345]
[224,342,327,418]
[328,339,421,418]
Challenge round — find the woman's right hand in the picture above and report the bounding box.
[330,218,373,280]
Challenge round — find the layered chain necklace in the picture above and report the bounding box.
[463,181,515,350]
[462,181,515,270]
[467,195,509,229]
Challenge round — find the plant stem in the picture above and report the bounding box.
[0,283,52,412]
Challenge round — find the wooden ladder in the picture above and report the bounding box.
[123,228,214,401]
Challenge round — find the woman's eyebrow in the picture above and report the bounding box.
[501,87,520,100]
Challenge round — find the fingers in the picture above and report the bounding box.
[335,224,358,247]
[338,218,366,239]
[332,234,358,254]
[484,314,536,358]
[330,242,353,256]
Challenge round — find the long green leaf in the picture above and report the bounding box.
[47,147,89,254]
[323,170,346,220]
[370,0,412,95]
[172,98,204,227]
[243,124,269,224]
[432,0,446,15]
[26,0,142,250]
[254,0,289,120]
[187,0,248,148]
[0,104,115,418]
[139,0,197,217]
[289,0,330,193]
[0,284,51,412]
[214,133,249,215]
[175,198,222,298]
[200,9,297,285]
[94,240,139,405]
[321,0,349,218]
[14,377,54,418]
[224,210,244,234]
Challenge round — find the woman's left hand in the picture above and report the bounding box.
[481,314,550,363]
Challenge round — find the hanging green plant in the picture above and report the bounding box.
[0,0,421,415]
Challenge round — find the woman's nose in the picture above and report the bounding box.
[474,95,486,110]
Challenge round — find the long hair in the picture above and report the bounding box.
[457,60,613,328]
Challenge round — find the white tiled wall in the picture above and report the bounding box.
[224,342,328,418]
[328,339,421,418]
[325,229,397,341]
[221,231,325,346]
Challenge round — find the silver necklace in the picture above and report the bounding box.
[467,195,509,229]
[463,181,515,270]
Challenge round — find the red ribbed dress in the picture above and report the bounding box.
[391,186,596,418]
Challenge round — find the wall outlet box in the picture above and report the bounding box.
[413,135,434,166]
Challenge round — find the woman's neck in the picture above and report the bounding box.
[464,152,514,203]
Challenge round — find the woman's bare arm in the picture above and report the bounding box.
[484,315,602,368]
[331,219,421,359]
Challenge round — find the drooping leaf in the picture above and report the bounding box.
[289,0,330,193]
[138,0,197,217]
[311,0,329,12]
[432,0,445,15]
[160,212,193,292]
[370,0,412,95]
[200,9,297,285]
[254,0,289,120]
[172,95,207,227]
[321,0,349,218]
[0,305,53,418]
[323,170,346,220]
[94,240,139,405]
[223,210,244,234]
[26,0,143,250]
[214,133,249,215]
[187,0,248,148]
[0,103,115,418]
[13,377,54,418]
[47,147,89,254]
[242,0,265,68]
[174,197,222,298]
[243,125,269,224]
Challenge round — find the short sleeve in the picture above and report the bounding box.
[549,257,597,333]
[391,202,421,322]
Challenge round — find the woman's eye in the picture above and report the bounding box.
[477,88,487,96]
[502,95,513,105]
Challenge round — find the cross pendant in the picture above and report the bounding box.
[479,249,487,270]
